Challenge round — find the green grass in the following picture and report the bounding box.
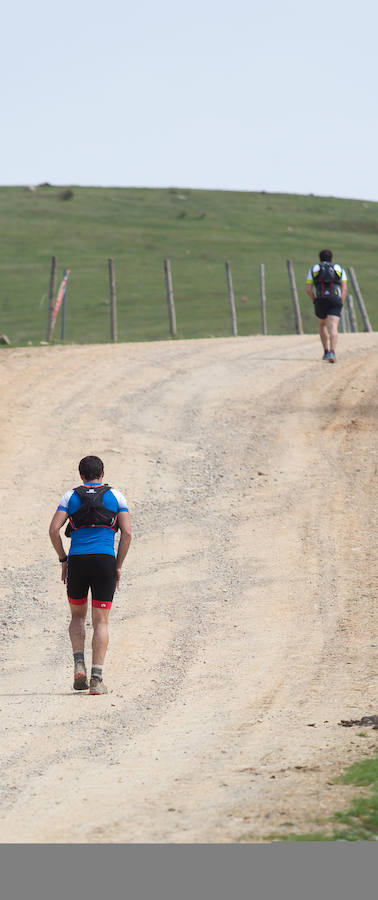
[1,185,378,345]
[241,755,378,843]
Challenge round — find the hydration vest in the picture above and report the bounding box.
[65,484,119,537]
[312,261,342,300]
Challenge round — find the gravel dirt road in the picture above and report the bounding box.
[0,333,377,843]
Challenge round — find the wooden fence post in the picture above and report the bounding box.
[225,260,237,336]
[344,305,351,332]
[348,267,372,332]
[46,255,57,341]
[259,263,267,335]
[164,259,177,336]
[339,308,346,333]
[108,258,118,342]
[286,259,303,335]
[346,294,358,333]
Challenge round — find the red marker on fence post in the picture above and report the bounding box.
[48,269,71,341]
[60,271,69,341]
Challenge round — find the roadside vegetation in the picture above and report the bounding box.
[241,754,378,842]
[1,185,377,345]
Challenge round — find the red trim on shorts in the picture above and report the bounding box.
[92,599,112,609]
[68,596,88,606]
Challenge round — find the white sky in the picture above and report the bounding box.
[2,0,377,200]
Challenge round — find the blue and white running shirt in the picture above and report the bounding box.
[57,482,129,557]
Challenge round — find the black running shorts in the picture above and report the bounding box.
[67,554,117,609]
[314,298,343,319]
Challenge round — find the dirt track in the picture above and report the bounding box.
[0,333,377,843]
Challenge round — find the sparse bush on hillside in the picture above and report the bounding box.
[59,189,74,201]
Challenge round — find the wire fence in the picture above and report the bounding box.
[0,257,373,347]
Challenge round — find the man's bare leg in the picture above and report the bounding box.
[69,603,87,653]
[69,603,88,690]
[328,315,339,353]
[90,607,110,694]
[319,319,329,352]
[92,607,110,665]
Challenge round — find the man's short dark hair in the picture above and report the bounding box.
[79,455,104,481]
[319,249,333,262]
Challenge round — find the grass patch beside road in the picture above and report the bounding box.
[241,756,378,842]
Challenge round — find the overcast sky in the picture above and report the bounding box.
[2,0,377,201]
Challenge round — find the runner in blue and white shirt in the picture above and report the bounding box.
[49,455,132,695]
[58,484,129,556]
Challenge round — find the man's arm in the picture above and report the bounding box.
[115,511,132,588]
[306,284,314,302]
[341,279,348,303]
[49,510,69,582]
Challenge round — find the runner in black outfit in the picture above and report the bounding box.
[306,249,348,363]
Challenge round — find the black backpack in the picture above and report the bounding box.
[65,484,119,537]
[312,261,342,299]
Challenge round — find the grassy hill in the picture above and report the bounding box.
[0,185,377,345]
